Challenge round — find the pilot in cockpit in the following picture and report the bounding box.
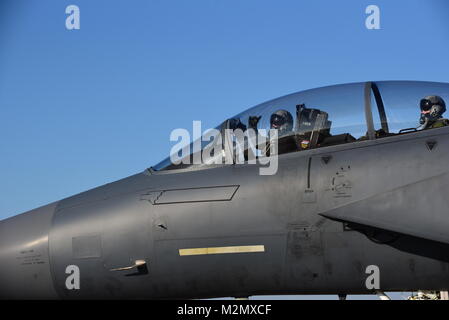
[418,95,448,130]
[269,109,298,155]
[270,109,293,136]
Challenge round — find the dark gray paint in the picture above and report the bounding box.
[2,81,449,299]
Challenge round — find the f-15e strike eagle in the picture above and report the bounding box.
[2,81,449,299]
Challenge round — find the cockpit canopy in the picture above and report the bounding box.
[153,81,449,171]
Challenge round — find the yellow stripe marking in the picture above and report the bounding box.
[179,245,265,256]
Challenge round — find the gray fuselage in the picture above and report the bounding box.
[2,126,449,299]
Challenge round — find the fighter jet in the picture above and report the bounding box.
[2,80,449,299]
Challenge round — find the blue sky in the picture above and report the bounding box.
[0,0,448,300]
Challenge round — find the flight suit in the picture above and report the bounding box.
[428,118,449,129]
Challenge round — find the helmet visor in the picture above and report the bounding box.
[271,115,286,128]
[420,99,433,112]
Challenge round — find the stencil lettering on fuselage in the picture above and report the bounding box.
[329,166,353,198]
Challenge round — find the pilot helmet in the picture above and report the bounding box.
[270,109,293,136]
[419,95,446,127]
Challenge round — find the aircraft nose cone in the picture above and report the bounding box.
[0,203,59,299]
